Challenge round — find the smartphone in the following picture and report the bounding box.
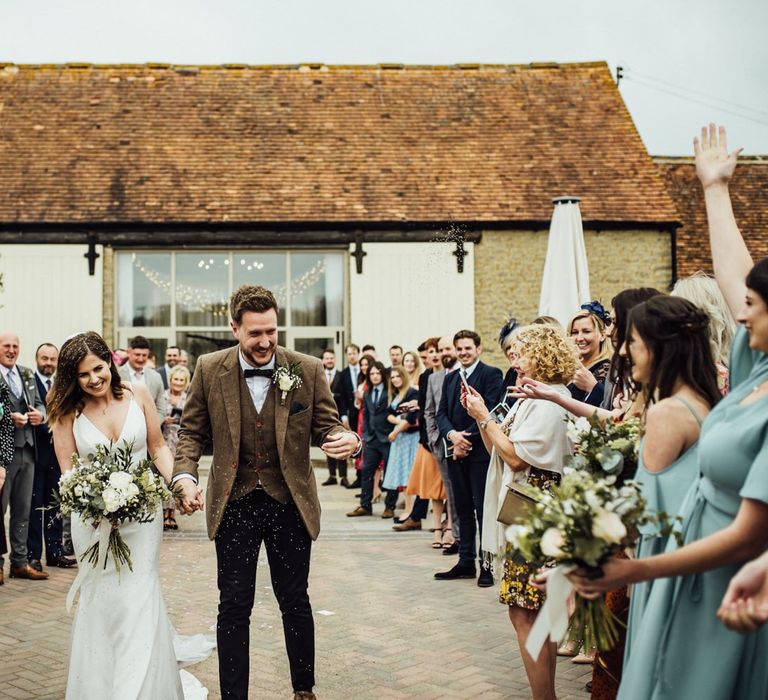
[459,371,471,394]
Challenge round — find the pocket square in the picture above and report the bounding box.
[289,401,307,416]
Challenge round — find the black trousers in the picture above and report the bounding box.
[448,457,489,568]
[215,488,314,698]
[360,438,398,512]
[326,456,348,478]
[27,461,64,561]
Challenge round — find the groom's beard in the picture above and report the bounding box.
[241,344,276,367]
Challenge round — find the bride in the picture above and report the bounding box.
[48,332,209,700]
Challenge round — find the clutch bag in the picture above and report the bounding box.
[496,482,540,526]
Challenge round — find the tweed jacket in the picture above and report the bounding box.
[173,345,345,540]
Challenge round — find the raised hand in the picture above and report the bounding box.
[694,123,742,190]
[512,377,561,403]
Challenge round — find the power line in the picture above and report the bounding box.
[623,75,768,128]
[624,68,768,119]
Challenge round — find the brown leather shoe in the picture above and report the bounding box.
[392,518,422,531]
[0,569,4,585]
[346,506,372,517]
[294,692,316,700]
[381,509,395,519]
[10,564,49,580]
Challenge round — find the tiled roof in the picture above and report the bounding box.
[0,62,677,225]
[656,157,768,276]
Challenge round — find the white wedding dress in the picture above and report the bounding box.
[67,398,211,700]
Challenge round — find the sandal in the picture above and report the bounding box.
[168,515,178,531]
[557,640,579,657]
[441,527,455,548]
[163,509,173,531]
[432,527,444,549]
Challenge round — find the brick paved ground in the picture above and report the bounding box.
[1,463,591,699]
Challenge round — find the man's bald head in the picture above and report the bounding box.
[438,335,457,369]
[0,332,20,370]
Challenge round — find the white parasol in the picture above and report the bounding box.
[538,196,591,327]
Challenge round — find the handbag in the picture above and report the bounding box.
[496,481,540,526]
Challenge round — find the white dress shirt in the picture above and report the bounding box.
[127,365,145,384]
[240,351,275,413]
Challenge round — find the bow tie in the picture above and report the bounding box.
[244,368,273,379]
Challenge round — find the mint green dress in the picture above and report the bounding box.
[624,397,703,663]
[618,326,768,700]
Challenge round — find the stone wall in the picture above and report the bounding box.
[474,229,673,368]
[102,246,115,345]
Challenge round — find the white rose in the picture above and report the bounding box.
[125,483,140,500]
[505,524,529,548]
[592,508,627,544]
[278,374,294,392]
[74,484,84,498]
[540,527,566,558]
[109,471,133,490]
[585,490,602,511]
[102,487,122,513]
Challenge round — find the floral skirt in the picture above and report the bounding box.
[499,467,561,610]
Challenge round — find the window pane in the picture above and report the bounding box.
[294,337,335,360]
[176,253,230,327]
[290,253,343,327]
[232,253,287,326]
[118,253,171,327]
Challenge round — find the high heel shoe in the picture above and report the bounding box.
[372,494,381,504]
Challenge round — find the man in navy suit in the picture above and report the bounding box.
[435,330,502,587]
[337,343,362,489]
[346,361,398,518]
[27,343,75,570]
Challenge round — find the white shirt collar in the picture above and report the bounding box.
[36,370,54,386]
[238,350,276,373]
[461,359,481,377]
[0,364,15,380]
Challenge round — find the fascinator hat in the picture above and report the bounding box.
[580,300,612,327]
[498,316,520,349]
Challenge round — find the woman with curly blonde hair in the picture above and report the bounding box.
[466,323,579,700]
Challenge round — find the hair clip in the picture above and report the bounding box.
[580,300,611,326]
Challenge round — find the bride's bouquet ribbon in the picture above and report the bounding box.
[66,519,111,613]
[525,564,576,661]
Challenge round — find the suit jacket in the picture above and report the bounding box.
[327,369,344,410]
[173,345,345,540]
[34,375,57,470]
[0,364,46,453]
[336,365,360,430]
[157,365,169,390]
[437,361,503,464]
[118,365,166,421]
[362,385,391,444]
[425,368,448,453]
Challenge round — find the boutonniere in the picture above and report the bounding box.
[273,362,303,406]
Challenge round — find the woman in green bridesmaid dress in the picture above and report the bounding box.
[571,124,768,700]
[624,296,720,663]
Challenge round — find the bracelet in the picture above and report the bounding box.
[479,416,494,431]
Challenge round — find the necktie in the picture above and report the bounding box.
[46,379,52,395]
[326,371,332,385]
[7,369,21,398]
[373,387,380,405]
[244,368,273,378]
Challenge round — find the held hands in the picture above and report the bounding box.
[717,557,768,633]
[694,124,742,190]
[321,431,359,460]
[11,411,29,427]
[26,407,45,426]
[177,478,204,515]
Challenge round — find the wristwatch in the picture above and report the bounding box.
[479,416,494,431]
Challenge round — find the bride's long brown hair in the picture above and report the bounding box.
[47,332,125,427]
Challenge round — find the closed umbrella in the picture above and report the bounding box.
[538,196,590,327]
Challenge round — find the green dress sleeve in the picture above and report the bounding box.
[740,429,768,504]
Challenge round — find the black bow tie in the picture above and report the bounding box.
[244,368,273,379]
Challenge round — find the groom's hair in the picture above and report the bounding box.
[230,284,278,323]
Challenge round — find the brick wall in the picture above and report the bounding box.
[102,246,115,345]
[474,229,672,367]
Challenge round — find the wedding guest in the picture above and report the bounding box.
[381,367,420,514]
[338,344,362,489]
[27,343,74,570]
[571,124,768,700]
[389,345,404,367]
[158,345,181,390]
[347,361,397,518]
[497,318,520,405]
[118,335,166,422]
[0,332,48,581]
[361,344,377,359]
[435,330,503,587]
[351,354,374,489]
[466,323,578,700]
[320,349,348,487]
[424,336,459,553]
[672,272,736,393]
[161,365,191,531]
[402,351,422,389]
[399,337,447,543]
[146,350,158,370]
[0,379,14,585]
[567,303,612,407]
[178,349,190,368]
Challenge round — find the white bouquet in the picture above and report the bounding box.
[57,441,172,573]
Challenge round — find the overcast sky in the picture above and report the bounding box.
[2,0,766,155]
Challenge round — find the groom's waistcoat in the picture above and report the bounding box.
[230,376,291,504]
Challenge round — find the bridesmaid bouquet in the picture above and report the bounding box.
[57,441,172,573]
[506,470,654,653]
[565,414,641,484]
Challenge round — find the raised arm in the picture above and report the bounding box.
[694,123,751,318]
[512,377,616,421]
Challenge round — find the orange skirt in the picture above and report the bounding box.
[405,444,445,500]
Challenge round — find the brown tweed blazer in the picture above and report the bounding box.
[173,345,344,540]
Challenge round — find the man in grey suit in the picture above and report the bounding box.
[424,335,460,555]
[0,332,49,580]
[118,335,166,423]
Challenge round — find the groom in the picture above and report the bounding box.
[173,285,360,700]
